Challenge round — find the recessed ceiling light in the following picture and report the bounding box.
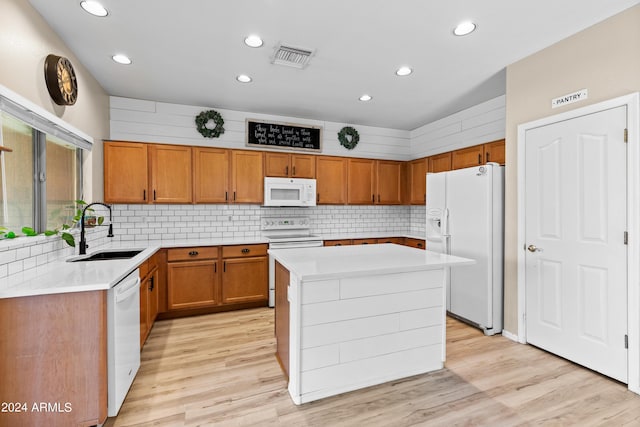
[112,54,132,65]
[244,35,263,48]
[237,74,252,83]
[454,21,476,36]
[359,94,372,102]
[395,66,412,77]
[80,1,108,17]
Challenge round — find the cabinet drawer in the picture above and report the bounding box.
[352,238,378,245]
[405,238,426,250]
[324,239,352,246]
[378,237,405,245]
[222,244,268,258]
[167,246,218,262]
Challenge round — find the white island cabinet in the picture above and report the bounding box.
[269,243,474,405]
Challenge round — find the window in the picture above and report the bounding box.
[0,111,83,233]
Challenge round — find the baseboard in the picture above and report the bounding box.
[501,329,520,343]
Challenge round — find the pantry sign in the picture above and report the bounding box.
[551,89,588,109]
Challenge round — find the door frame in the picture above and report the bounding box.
[516,92,640,394]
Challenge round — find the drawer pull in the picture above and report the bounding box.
[189,250,199,256]
[241,248,250,254]
[335,243,342,246]
[417,243,424,248]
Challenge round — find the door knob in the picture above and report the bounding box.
[527,244,542,253]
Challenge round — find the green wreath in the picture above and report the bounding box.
[338,126,359,150]
[195,110,225,138]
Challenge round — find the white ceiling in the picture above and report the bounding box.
[28,0,640,130]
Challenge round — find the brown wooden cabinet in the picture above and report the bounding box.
[167,247,219,311]
[265,152,315,178]
[324,239,352,246]
[408,157,428,205]
[316,156,348,204]
[140,254,160,347]
[348,158,375,204]
[379,237,405,244]
[221,244,268,304]
[0,291,108,426]
[376,160,403,205]
[352,238,378,245]
[104,141,149,203]
[484,139,505,165]
[429,152,453,173]
[193,147,229,203]
[231,150,264,203]
[405,238,426,250]
[149,144,193,203]
[452,145,484,170]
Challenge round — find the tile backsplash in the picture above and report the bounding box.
[0,204,427,279]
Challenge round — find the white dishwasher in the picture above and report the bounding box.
[107,269,141,417]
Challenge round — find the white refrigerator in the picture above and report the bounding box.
[426,163,504,335]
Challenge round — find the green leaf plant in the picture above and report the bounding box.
[0,200,104,248]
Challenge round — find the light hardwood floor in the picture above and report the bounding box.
[106,309,640,426]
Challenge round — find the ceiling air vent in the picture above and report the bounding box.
[271,43,315,69]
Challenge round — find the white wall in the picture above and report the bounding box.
[110,97,410,157]
[410,95,505,158]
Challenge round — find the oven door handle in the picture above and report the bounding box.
[269,241,324,249]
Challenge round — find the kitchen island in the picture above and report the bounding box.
[269,243,474,405]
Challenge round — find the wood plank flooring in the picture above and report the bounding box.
[106,309,640,426]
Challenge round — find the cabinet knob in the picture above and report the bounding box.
[189,250,199,256]
[417,243,424,248]
[241,248,250,254]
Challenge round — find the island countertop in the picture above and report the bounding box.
[268,243,474,281]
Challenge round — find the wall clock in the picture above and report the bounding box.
[44,54,78,106]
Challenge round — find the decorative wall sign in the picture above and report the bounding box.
[551,89,588,109]
[338,126,359,150]
[246,119,322,152]
[195,110,225,138]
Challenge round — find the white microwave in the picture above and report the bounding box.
[263,177,317,207]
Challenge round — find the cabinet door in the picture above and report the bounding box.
[316,156,347,204]
[149,144,193,203]
[222,257,268,304]
[429,152,452,173]
[140,276,149,347]
[193,147,229,203]
[264,152,291,177]
[409,158,428,205]
[104,141,149,203]
[484,139,505,165]
[167,260,218,310]
[231,150,264,203]
[291,154,316,178]
[348,158,375,204]
[147,267,159,325]
[452,145,484,170]
[376,160,402,205]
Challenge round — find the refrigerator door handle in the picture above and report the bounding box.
[441,208,450,237]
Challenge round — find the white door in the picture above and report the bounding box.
[525,106,628,382]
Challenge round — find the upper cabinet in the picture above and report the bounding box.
[347,158,375,204]
[408,157,428,205]
[148,144,193,203]
[376,160,403,205]
[193,147,229,203]
[429,152,452,173]
[104,141,149,203]
[316,156,347,204]
[484,139,505,165]
[230,150,264,203]
[264,152,315,178]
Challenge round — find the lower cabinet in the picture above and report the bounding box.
[167,247,219,311]
[222,244,268,304]
[162,244,268,318]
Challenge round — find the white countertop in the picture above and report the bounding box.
[268,243,474,281]
[0,233,427,299]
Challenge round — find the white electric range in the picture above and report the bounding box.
[261,216,323,307]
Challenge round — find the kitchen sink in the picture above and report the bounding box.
[67,249,143,262]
